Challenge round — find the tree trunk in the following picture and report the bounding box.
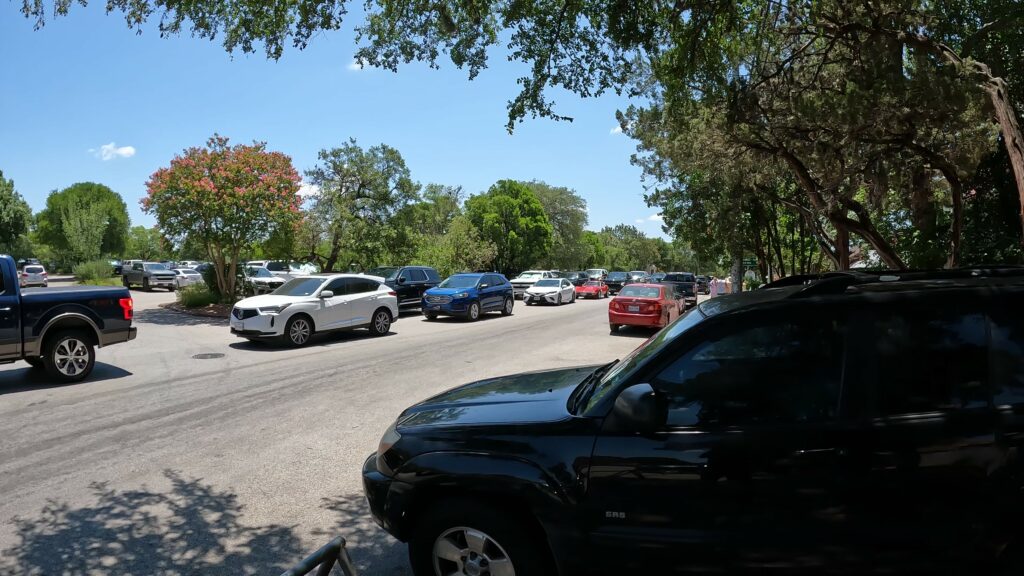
[731,256,744,293]
[835,224,850,270]
[984,77,1024,245]
[324,227,342,272]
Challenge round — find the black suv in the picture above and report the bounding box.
[565,271,590,287]
[660,271,698,308]
[363,269,1024,576]
[604,271,629,294]
[367,265,440,309]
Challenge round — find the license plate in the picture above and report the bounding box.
[231,320,243,330]
[628,305,640,312]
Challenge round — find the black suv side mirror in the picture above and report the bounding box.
[609,383,667,434]
[397,276,407,284]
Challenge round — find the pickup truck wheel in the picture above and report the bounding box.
[423,312,438,320]
[122,276,130,288]
[409,499,552,576]
[142,277,151,292]
[43,331,95,382]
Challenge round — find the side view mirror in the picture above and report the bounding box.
[397,277,407,284]
[479,283,489,289]
[609,383,667,434]
[319,290,334,299]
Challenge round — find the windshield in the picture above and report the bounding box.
[438,275,480,289]
[249,268,272,277]
[618,285,661,298]
[607,272,628,280]
[584,307,707,413]
[274,277,324,296]
[144,263,167,271]
[367,266,400,281]
[515,272,543,280]
[534,279,559,287]
[663,273,695,282]
[584,281,602,287]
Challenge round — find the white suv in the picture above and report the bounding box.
[509,270,560,299]
[230,274,399,347]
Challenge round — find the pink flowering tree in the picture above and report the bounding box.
[144,135,301,299]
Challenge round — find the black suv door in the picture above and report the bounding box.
[848,298,1003,570]
[395,267,428,307]
[587,306,852,572]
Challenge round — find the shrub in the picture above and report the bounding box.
[177,285,219,308]
[200,263,246,303]
[74,260,114,284]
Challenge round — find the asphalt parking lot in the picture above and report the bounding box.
[0,284,690,575]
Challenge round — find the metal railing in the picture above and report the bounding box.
[279,536,359,576]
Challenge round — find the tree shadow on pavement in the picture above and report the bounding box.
[315,494,408,576]
[134,307,229,327]
[0,470,303,576]
[0,363,132,396]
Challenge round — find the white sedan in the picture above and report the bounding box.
[229,274,399,347]
[523,278,576,305]
[172,268,203,289]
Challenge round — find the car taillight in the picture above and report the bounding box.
[42,272,47,276]
[647,302,662,314]
[21,272,28,277]
[388,290,397,296]
[119,297,134,320]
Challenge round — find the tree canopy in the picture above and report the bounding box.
[36,182,129,264]
[0,170,33,255]
[464,180,553,276]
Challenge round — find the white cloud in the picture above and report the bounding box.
[647,213,664,223]
[634,218,644,224]
[610,125,623,134]
[347,58,367,71]
[298,183,321,198]
[89,142,136,161]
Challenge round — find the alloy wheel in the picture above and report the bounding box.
[433,526,515,576]
[53,338,90,377]
[374,311,391,334]
[289,318,311,345]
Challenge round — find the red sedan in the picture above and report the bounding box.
[575,280,609,299]
[608,283,680,333]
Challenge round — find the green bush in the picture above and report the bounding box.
[177,285,219,308]
[74,260,114,284]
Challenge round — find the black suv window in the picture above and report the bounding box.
[405,269,428,282]
[653,312,846,427]
[424,268,440,282]
[992,298,1024,408]
[870,306,989,416]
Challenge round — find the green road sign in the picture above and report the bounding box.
[742,258,756,267]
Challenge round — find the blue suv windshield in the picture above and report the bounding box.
[438,275,480,289]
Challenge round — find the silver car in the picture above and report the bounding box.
[172,268,204,289]
[19,264,48,288]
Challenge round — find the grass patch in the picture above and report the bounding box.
[74,260,115,284]
[177,285,219,308]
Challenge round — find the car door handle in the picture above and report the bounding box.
[0,307,10,312]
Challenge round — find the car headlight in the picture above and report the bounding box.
[258,304,291,314]
[453,292,470,299]
[376,421,402,476]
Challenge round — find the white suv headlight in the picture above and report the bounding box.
[258,304,291,314]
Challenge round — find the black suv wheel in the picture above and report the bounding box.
[409,499,551,576]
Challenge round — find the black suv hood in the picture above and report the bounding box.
[398,365,599,429]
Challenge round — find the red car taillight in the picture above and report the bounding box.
[119,297,134,320]
[20,272,28,277]
[388,290,397,297]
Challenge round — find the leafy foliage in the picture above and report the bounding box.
[126,225,168,261]
[144,135,301,298]
[413,215,497,278]
[0,170,33,255]
[177,284,219,308]
[36,182,129,265]
[522,181,590,271]
[73,259,114,284]
[464,180,552,275]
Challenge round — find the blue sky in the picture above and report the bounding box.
[0,5,667,238]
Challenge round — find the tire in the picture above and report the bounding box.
[525,300,533,306]
[466,301,481,321]
[369,308,392,336]
[42,331,96,382]
[24,357,43,369]
[570,292,575,303]
[556,293,562,306]
[409,498,552,576]
[501,297,514,316]
[122,276,130,288]
[142,277,151,292]
[424,312,438,321]
[609,323,620,334]
[282,315,314,347]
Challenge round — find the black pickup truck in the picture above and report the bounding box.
[0,255,136,382]
[659,272,698,308]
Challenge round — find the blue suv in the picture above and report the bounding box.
[422,273,514,321]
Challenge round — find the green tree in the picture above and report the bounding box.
[521,180,589,271]
[0,170,33,256]
[305,139,420,271]
[144,135,301,298]
[61,201,108,263]
[464,180,552,276]
[127,225,167,261]
[36,182,129,264]
[414,215,497,277]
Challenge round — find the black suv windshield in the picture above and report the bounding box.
[663,273,695,282]
[583,308,707,412]
[367,266,400,281]
[607,272,628,280]
[439,275,480,289]
[275,277,324,296]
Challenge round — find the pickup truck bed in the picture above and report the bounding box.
[1,256,137,382]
